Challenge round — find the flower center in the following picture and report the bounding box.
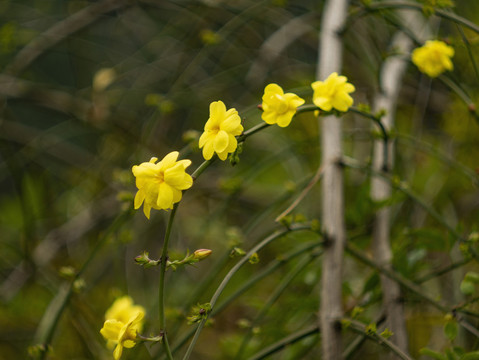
[155,172,165,184]
[274,94,288,114]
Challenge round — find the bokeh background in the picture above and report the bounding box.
[1,0,479,359]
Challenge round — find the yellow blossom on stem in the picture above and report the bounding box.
[411,40,454,78]
[199,101,243,161]
[311,72,355,112]
[132,151,193,219]
[100,312,144,360]
[103,296,145,351]
[261,83,305,127]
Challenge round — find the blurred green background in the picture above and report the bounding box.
[1,0,479,359]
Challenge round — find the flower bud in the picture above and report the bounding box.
[193,249,212,261]
[134,251,160,268]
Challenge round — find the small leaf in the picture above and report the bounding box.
[366,323,377,335]
[460,280,475,295]
[380,328,394,339]
[419,348,447,360]
[444,320,458,341]
[465,272,479,284]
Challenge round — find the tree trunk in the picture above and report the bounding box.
[318,1,349,359]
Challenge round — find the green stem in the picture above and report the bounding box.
[345,319,414,360]
[165,241,321,359]
[455,23,479,85]
[191,158,215,179]
[246,324,319,360]
[343,1,479,35]
[158,204,179,360]
[235,253,319,359]
[181,224,313,360]
[237,122,270,142]
[438,75,479,125]
[345,242,479,338]
[35,209,131,360]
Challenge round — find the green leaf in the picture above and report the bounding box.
[460,280,475,295]
[461,351,479,360]
[419,348,447,360]
[465,272,479,284]
[444,320,458,341]
[446,347,459,360]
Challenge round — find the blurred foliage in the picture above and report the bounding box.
[1,0,479,359]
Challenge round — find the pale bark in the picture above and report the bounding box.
[371,10,428,356]
[371,29,411,355]
[317,1,349,359]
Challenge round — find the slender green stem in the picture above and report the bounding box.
[158,205,179,360]
[456,23,479,84]
[237,122,270,142]
[165,241,321,359]
[345,242,479,338]
[191,158,215,179]
[246,324,319,360]
[345,319,414,360]
[181,224,313,360]
[35,209,132,360]
[438,75,479,125]
[343,1,479,35]
[341,156,464,241]
[235,253,319,359]
[416,258,472,283]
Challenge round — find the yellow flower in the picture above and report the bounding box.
[103,296,145,351]
[261,84,305,127]
[132,151,193,219]
[311,72,355,112]
[199,101,244,161]
[105,296,145,325]
[411,40,454,78]
[100,312,144,360]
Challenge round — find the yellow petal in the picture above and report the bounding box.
[213,130,229,154]
[276,112,294,127]
[264,83,283,96]
[134,190,145,209]
[210,101,226,121]
[123,340,136,348]
[164,163,193,190]
[199,131,210,148]
[157,183,174,209]
[143,203,151,219]
[221,113,241,133]
[113,344,123,360]
[217,150,229,161]
[132,162,158,178]
[100,320,123,341]
[225,134,238,153]
[158,151,179,170]
[202,140,214,160]
[262,111,277,124]
[172,187,183,203]
[332,93,353,112]
[313,96,332,111]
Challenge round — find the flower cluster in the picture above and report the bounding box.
[132,151,193,219]
[131,73,357,219]
[100,296,145,360]
[412,40,454,78]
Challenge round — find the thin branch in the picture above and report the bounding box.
[5,0,132,76]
